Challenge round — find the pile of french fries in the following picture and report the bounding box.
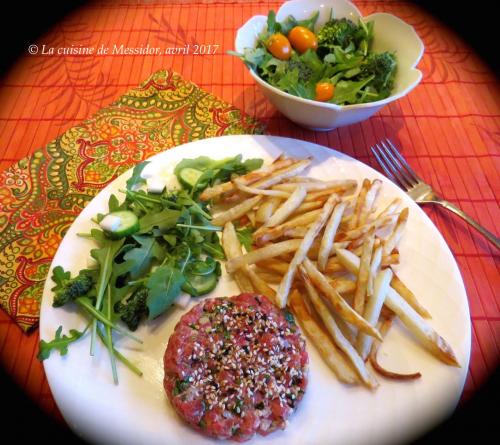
[202,155,459,390]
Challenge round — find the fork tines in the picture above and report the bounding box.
[370,139,422,190]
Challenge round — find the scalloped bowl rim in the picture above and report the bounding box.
[235,1,424,111]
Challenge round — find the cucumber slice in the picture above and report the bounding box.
[178,167,203,188]
[102,210,139,239]
[186,258,217,276]
[182,271,218,297]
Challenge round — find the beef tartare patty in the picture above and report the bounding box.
[164,293,308,442]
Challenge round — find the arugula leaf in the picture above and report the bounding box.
[266,10,279,35]
[90,238,125,354]
[38,325,88,360]
[146,265,185,319]
[95,325,142,376]
[91,239,125,307]
[126,161,149,191]
[280,10,319,35]
[331,76,374,105]
[51,266,71,289]
[139,209,181,233]
[260,55,286,79]
[227,48,268,71]
[299,49,324,77]
[236,226,254,252]
[243,158,264,172]
[123,235,165,279]
[108,194,122,212]
[107,244,137,302]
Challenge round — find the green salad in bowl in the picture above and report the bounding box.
[230,10,397,105]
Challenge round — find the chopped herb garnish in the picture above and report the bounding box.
[283,309,296,325]
[173,378,191,396]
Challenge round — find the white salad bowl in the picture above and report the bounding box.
[235,0,424,130]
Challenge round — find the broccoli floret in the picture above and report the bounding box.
[52,268,95,308]
[361,52,397,96]
[116,287,149,331]
[287,59,313,83]
[317,18,359,49]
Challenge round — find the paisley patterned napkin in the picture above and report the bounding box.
[0,69,263,331]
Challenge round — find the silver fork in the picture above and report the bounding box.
[371,138,500,249]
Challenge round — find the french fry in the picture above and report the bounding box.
[289,290,359,384]
[335,247,365,274]
[335,248,459,366]
[212,195,262,226]
[318,201,347,272]
[255,196,282,224]
[250,159,312,190]
[273,208,322,228]
[382,252,400,267]
[349,179,370,229]
[233,178,291,198]
[299,267,378,388]
[252,270,282,284]
[336,213,397,242]
[356,268,393,360]
[200,157,294,201]
[386,287,459,366]
[245,267,277,303]
[369,315,422,380]
[304,185,355,202]
[383,207,408,255]
[375,197,401,220]
[253,209,322,245]
[223,222,279,304]
[219,190,250,204]
[283,226,309,238]
[368,245,383,297]
[255,259,289,275]
[325,257,347,274]
[358,179,382,226]
[329,278,356,294]
[353,230,375,315]
[332,311,356,343]
[247,210,256,227]
[226,239,302,273]
[265,186,307,227]
[273,179,357,192]
[275,195,338,308]
[222,222,254,293]
[286,176,319,183]
[302,258,382,340]
[390,271,431,319]
[337,247,426,313]
[289,200,324,217]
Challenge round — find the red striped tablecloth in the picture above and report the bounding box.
[0,0,498,425]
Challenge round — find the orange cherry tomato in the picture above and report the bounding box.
[288,26,318,54]
[315,82,335,102]
[266,33,292,60]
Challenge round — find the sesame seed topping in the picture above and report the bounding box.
[169,295,307,429]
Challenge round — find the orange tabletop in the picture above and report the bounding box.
[0,0,498,427]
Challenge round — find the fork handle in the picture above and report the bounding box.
[437,200,500,249]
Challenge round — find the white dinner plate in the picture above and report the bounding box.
[40,135,471,445]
